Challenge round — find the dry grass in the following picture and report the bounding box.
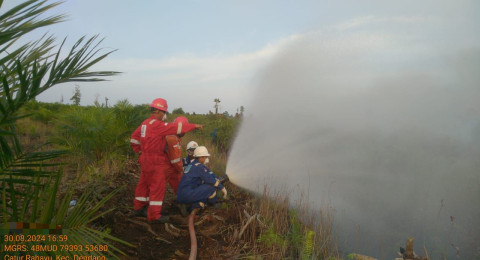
[15,117,53,151]
[224,184,339,259]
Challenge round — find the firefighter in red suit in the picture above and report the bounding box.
[164,116,189,195]
[130,98,202,223]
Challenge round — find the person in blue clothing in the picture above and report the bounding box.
[177,146,227,215]
[182,141,198,167]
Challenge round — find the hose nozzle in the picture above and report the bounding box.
[218,174,229,184]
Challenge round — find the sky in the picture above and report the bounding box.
[1,0,479,114]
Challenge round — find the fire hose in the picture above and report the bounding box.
[188,174,229,260]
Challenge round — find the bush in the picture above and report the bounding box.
[53,102,138,162]
[172,107,185,114]
[171,113,241,153]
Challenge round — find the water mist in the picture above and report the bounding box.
[226,15,480,258]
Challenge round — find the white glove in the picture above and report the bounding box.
[221,187,228,199]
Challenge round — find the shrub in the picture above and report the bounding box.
[53,103,137,162]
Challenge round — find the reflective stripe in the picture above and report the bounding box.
[177,122,182,135]
[208,191,216,199]
[214,180,219,187]
[130,139,140,145]
[199,202,205,208]
[170,158,181,164]
[150,201,163,206]
[135,197,149,202]
[149,119,156,124]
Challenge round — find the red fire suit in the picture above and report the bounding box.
[130,115,196,221]
[164,135,183,195]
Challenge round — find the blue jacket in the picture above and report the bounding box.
[178,159,224,192]
[183,157,193,167]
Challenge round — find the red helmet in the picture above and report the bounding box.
[149,98,168,112]
[173,116,189,125]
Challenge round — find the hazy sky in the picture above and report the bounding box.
[2,0,479,114]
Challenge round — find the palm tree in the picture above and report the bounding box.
[0,0,131,258]
[214,98,221,114]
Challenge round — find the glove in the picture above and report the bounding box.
[221,187,228,199]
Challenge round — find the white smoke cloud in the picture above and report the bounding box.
[227,11,480,259]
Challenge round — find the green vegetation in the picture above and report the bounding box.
[53,101,140,162]
[0,0,131,258]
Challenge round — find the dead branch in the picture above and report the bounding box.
[243,209,252,219]
[164,223,180,237]
[212,214,225,223]
[127,219,172,244]
[127,219,158,236]
[194,214,215,226]
[168,223,182,233]
[237,214,257,240]
[154,236,172,244]
[256,214,266,227]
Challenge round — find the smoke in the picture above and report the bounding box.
[227,14,480,258]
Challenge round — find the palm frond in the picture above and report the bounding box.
[0,1,129,257]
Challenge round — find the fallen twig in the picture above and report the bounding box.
[212,214,225,223]
[127,219,172,244]
[237,214,257,240]
[154,236,172,244]
[175,250,188,258]
[127,219,158,236]
[165,223,180,237]
[243,209,251,219]
[232,228,239,243]
[194,214,214,226]
[168,223,182,233]
[256,214,266,227]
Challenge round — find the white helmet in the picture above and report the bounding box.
[194,146,210,157]
[186,141,199,150]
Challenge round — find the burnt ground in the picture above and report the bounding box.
[99,160,252,260]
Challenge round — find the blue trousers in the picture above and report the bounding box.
[177,184,218,209]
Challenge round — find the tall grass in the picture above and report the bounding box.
[236,185,338,259]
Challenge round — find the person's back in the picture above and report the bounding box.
[177,147,227,214]
[133,116,171,164]
[177,161,214,192]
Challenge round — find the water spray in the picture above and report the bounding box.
[226,14,480,258]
